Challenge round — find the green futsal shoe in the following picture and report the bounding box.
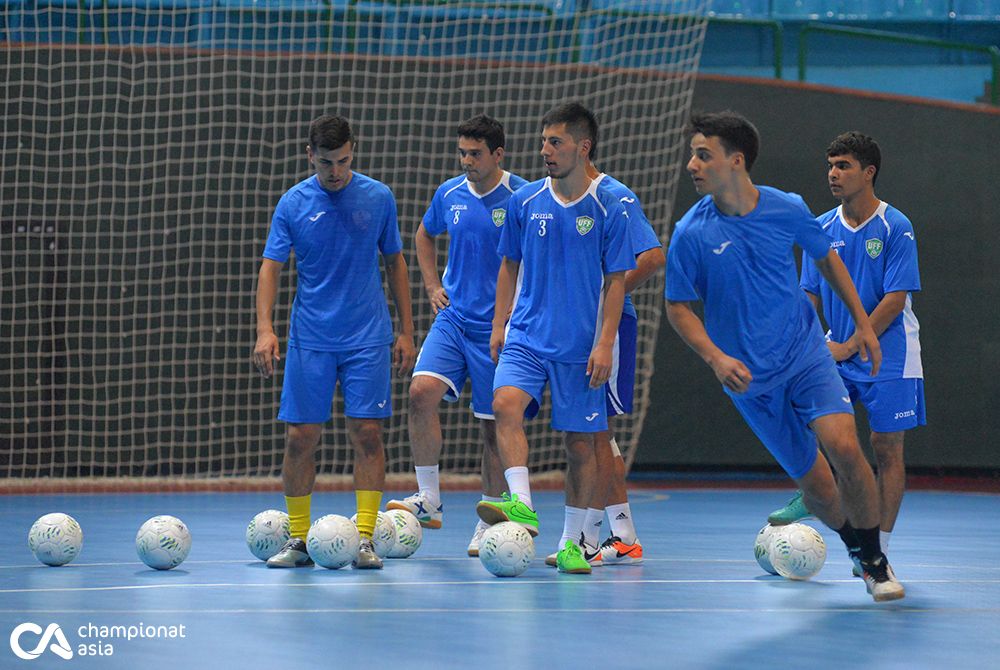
[767,490,813,525]
[475,493,539,537]
[556,540,591,574]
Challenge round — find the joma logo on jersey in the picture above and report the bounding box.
[450,204,468,211]
[831,240,846,248]
[576,216,594,235]
[492,208,506,227]
[530,212,553,220]
[865,238,884,259]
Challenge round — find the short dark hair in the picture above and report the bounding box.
[541,102,599,160]
[686,110,760,172]
[308,115,355,152]
[826,131,881,185]
[457,114,505,153]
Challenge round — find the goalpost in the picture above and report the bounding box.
[0,2,708,491]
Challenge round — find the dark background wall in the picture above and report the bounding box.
[636,75,1000,470]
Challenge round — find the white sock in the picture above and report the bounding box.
[583,507,604,548]
[503,466,532,509]
[559,506,586,550]
[606,502,637,545]
[880,530,892,554]
[415,465,440,505]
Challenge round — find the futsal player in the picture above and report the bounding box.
[664,111,904,601]
[545,160,664,568]
[768,132,925,561]
[476,102,636,575]
[385,115,528,556]
[253,115,416,570]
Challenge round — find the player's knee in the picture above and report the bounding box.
[408,377,443,413]
[871,432,905,464]
[349,421,383,453]
[285,425,320,458]
[563,433,594,465]
[492,392,522,424]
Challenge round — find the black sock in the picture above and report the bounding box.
[836,523,859,553]
[853,526,882,563]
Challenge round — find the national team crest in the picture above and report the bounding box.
[576,216,594,235]
[865,238,884,259]
[492,208,506,227]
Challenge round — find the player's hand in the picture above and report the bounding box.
[490,324,505,364]
[587,342,614,389]
[394,334,416,375]
[252,332,281,378]
[826,340,855,362]
[428,286,450,315]
[710,354,753,394]
[852,327,882,377]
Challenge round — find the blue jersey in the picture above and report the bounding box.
[263,172,403,352]
[422,171,528,330]
[666,186,833,396]
[800,201,923,382]
[596,175,662,319]
[499,177,636,363]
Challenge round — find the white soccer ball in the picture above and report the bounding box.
[769,522,827,580]
[28,513,83,566]
[136,515,192,570]
[351,511,397,558]
[753,524,779,575]
[478,522,534,577]
[246,509,291,561]
[307,514,360,569]
[384,509,423,558]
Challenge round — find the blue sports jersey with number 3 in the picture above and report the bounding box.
[498,177,636,363]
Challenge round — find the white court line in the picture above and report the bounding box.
[3,577,1000,595]
[4,606,1000,614]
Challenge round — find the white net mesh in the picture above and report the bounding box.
[0,1,707,490]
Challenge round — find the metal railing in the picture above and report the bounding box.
[798,22,1000,105]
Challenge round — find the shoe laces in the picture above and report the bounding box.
[863,554,891,581]
[359,538,375,552]
[600,535,622,549]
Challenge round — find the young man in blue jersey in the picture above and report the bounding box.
[253,115,416,570]
[477,102,636,575]
[665,111,904,601]
[385,115,528,556]
[768,132,924,559]
[544,158,665,568]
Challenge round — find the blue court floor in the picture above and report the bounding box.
[2,489,999,669]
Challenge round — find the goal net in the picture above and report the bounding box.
[0,1,708,491]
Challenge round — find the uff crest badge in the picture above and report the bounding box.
[492,208,506,227]
[865,238,884,259]
[576,216,594,235]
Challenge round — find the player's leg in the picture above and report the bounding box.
[478,382,538,535]
[597,419,644,565]
[341,345,393,570]
[862,376,925,552]
[870,430,905,546]
[550,359,606,574]
[468,418,504,556]
[386,375,449,528]
[389,316,466,528]
[268,346,339,568]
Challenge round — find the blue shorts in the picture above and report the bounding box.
[278,344,392,423]
[730,355,853,479]
[493,342,607,433]
[606,313,637,416]
[843,376,926,433]
[413,311,496,420]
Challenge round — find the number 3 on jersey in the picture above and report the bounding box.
[538,220,547,237]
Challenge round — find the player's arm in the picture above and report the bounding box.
[827,291,906,360]
[813,249,881,375]
[414,223,449,314]
[491,256,519,363]
[253,258,283,378]
[665,299,753,394]
[588,271,626,388]
[383,252,417,374]
[624,245,665,294]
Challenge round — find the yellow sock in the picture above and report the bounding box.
[355,490,383,539]
[285,494,311,541]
